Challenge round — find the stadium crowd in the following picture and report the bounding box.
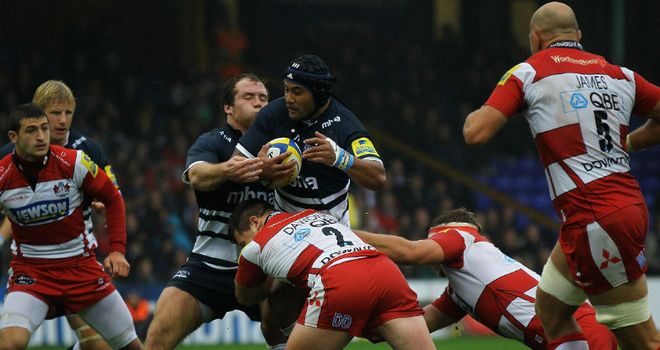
[0,2,659,293]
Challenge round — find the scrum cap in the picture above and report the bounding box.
[283,54,336,111]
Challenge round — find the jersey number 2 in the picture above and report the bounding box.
[322,227,354,247]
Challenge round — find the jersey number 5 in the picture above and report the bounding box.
[594,110,613,153]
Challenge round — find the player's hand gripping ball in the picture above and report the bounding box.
[263,137,302,189]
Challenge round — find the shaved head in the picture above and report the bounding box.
[530,2,579,38]
[528,2,581,54]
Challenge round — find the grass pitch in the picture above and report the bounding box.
[29,336,529,349]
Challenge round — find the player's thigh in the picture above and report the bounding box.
[609,316,660,350]
[587,276,657,348]
[66,314,87,329]
[66,314,111,350]
[163,262,258,322]
[147,286,203,342]
[265,280,306,326]
[0,292,47,349]
[0,291,48,334]
[286,323,352,350]
[77,290,138,350]
[561,205,648,295]
[588,274,648,305]
[537,242,585,313]
[374,315,435,350]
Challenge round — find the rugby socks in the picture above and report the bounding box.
[549,332,589,350]
[267,344,286,350]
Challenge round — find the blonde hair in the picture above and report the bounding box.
[32,80,76,111]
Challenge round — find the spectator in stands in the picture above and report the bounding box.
[356,207,617,350]
[463,2,660,348]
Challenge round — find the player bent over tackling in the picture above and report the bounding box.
[229,199,435,350]
[356,208,618,350]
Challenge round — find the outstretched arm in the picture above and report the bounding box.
[424,288,466,332]
[424,304,461,333]
[344,157,386,191]
[353,230,445,265]
[187,155,264,192]
[628,101,660,152]
[463,106,508,145]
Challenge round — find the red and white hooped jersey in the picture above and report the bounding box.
[235,210,381,289]
[430,225,545,345]
[0,145,125,260]
[486,42,660,226]
[430,225,617,349]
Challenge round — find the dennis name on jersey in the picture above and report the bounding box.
[280,211,338,235]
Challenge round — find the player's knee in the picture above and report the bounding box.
[146,310,170,334]
[535,289,575,330]
[259,320,287,346]
[0,342,23,350]
[78,339,110,350]
[0,333,29,350]
[144,322,170,349]
[594,296,650,330]
[118,338,143,350]
[73,325,110,350]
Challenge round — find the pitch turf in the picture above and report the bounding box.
[28,336,529,349]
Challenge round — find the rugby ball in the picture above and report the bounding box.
[262,137,302,189]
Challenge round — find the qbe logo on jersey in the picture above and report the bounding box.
[10,198,70,225]
[561,90,589,113]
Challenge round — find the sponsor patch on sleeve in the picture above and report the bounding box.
[104,165,119,188]
[351,137,380,159]
[498,64,521,86]
[80,152,99,177]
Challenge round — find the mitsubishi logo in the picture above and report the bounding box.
[600,249,621,269]
[308,291,321,307]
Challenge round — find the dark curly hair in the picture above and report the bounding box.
[429,207,483,233]
[228,199,274,241]
[9,103,46,133]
